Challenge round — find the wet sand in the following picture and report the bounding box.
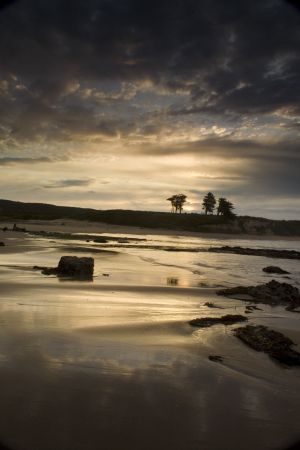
[0,224,300,449]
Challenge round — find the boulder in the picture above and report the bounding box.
[94,237,107,243]
[263,266,289,274]
[57,256,94,277]
[0,242,5,246]
[36,256,94,278]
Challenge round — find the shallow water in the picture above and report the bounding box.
[33,231,300,288]
[1,233,300,450]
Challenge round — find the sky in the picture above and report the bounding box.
[0,0,299,219]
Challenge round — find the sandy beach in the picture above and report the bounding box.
[0,220,300,450]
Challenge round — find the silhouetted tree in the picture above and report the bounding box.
[167,194,187,213]
[202,192,216,214]
[167,196,176,212]
[217,198,235,217]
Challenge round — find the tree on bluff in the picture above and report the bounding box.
[217,198,235,217]
[167,194,187,213]
[202,192,216,214]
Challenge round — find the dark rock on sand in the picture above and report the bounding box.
[57,256,94,276]
[189,314,247,328]
[0,242,5,246]
[263,266,290,274]
[248,280,300,311]
[208,355,224,362]
[209,246,300,260]
[216,286,250,296]
[13,226,26,232]
[204,302,224,309]
[35,256,94,278]
[234,325,300,366]
[245,305,262,311]
[217,280,300,312]
[94,237,108,243]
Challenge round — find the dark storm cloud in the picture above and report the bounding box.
[0,156,52,165]
[0,0,299,117]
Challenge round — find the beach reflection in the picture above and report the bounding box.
[0,311,299,450]
[1,234,300,449]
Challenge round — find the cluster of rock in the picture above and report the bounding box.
[216,280,300,312]
[189,314,247,328]
[34,256,94,278]
[262,266,289,274]
[248,280,300,310]
[209,246,300,260]
[234,325,300,366]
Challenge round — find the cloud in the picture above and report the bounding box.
[0,0,299,114]
[43,179,94,189]
[0,0,299,218]
[0,156,52,165]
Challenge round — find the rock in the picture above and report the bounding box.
[263,266,290,274]
[188,314,247,328]
[204,302,224,309]
[94,237,107,243]
[13,226,26,232]
[216,286,249,296]
[234,325,300,366]
[248,280,300,310]
[245,305,262,311]
[0,242,5,246]
[35,256,94,278]
[57,256,94,277]
[217,280,300,312]
[208,355,224,362]
[209,246,300,260]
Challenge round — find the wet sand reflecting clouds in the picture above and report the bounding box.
[0,227,300,449]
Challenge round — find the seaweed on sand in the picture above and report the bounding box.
[234,325,300,366]
[189,314,247,328]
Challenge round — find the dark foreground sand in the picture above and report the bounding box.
[0,224,300,450]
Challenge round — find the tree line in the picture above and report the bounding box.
[167,192,235,216]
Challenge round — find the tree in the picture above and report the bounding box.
[202,192,216,214]
[167,194,187,213]
[217,198,235,217]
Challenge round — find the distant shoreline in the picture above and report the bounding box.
[1,199,299,238]
[1,219,300,243]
